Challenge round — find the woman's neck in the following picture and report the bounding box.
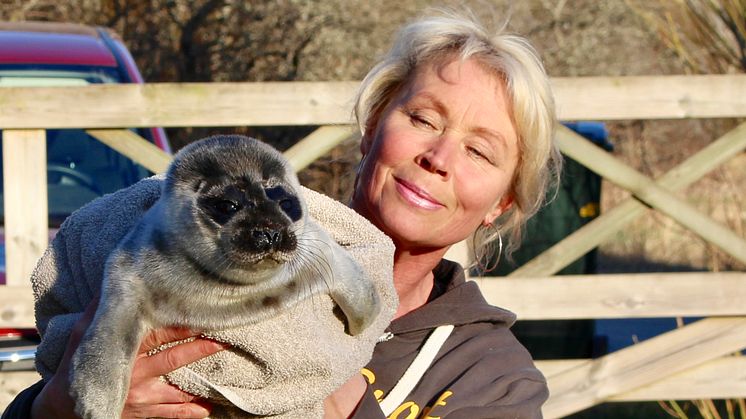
[347,197,450,318]
[391,246,448,319]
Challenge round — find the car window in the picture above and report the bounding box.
[0,68,154,227]
[0,68,121,85]
[0,128,152,227]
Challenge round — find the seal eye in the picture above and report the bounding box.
[279,199,294,213]
[213,200,240,215]
[264,186,302,222]
[199,195,243,225]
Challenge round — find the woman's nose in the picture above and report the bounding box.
[417,135,456,178]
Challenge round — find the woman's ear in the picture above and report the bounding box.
[483,194,514,226]
[360,117,379,156]
[360,131,373,156]
[361,105,387,156]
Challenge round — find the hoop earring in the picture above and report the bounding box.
[473,223,503,274]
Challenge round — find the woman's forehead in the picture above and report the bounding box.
[406,59,516,135]
[401,57,509,108]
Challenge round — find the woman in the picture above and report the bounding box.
[325,11,559,418]
[4,10,560,419]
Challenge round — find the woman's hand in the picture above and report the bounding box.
[31,297,228,419]
[120,327,228,418]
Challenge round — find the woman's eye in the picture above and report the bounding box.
[408,112,436,130]
[467,146,493,163]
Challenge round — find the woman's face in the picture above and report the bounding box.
[352,57,520,251]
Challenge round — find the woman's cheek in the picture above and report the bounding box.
[460,172,508,218]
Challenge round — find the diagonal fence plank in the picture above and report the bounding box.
[554,125,746,264]
[283,125,360,171]
[608,355,746,402]
[543,317,746,418]
[552,124,746,265]
[537,356,746,401]
[87,129,173,174]
[512,121,746,277]
[88,126,361,174]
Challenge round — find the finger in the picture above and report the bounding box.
[127,379,202,405]
[124,401,212,419]
[139,326,201,353]
[136,338,228,377]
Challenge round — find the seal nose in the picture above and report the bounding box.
[251,228,281,251]
[234,219,296,255]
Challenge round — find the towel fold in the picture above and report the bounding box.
[31,176,397,418]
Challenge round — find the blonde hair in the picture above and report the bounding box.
[353,10,561,266]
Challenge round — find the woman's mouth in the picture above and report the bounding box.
[394,178,444,210]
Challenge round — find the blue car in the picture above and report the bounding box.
[0,21,171,371]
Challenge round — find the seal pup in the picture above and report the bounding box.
[68,135,381,419]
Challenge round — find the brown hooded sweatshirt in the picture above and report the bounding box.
[351,259,548,419]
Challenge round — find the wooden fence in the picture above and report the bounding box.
[1,75,745,417]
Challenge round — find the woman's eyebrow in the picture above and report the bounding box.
[409,92,448,116]
[474,127,509,154]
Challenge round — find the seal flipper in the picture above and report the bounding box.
[326,242,381,336]
[70,255,148,419]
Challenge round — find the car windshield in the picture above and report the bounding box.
[0,67,121,85]
[0,68,153,227]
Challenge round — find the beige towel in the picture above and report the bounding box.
[31,176,397,418]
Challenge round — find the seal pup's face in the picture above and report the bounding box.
[164,135,305,284]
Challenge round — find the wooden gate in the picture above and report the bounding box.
[1,75,745,416]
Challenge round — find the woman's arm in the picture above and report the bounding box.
[7,298,227,419]
[324,374,387,419]
[323,374,366,418]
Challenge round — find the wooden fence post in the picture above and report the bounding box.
[2,129,47,287]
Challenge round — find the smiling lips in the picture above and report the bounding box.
[394,177,444,210]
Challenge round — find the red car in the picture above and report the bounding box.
[0,21,170,369]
